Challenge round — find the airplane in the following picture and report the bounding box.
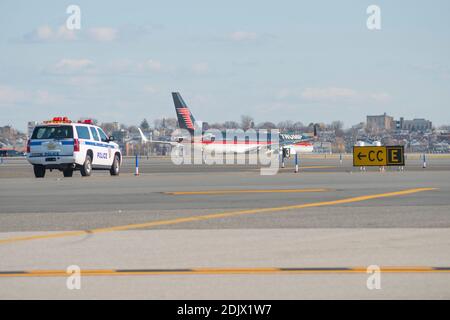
[171,92,315,156]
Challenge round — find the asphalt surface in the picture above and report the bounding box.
[0,155,449,299]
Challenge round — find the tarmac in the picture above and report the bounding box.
[0,155,449,299]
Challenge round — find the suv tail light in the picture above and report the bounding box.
[26,140,31,153]
[74,139,80,152]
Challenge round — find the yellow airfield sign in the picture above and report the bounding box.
[353,146,405,167]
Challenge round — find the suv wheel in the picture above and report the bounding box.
[63,168,74,177]
[33,165,46,178]
[80,154,92,177]
[110,155,120,176]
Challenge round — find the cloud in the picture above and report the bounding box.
[369,92,391,102]
[87,27,117,42]
[229,31,258,42]
[65,76,101,87]
[191,62,209,75]
[0,85,28,105]
[55,58,94,70]
[20,24,161,44]
[35,25,53,40]
[277,87,391,103]
[56,25,78,41]
[44,58,168,78]
[138,59,163,72]
[35,90,62,105]
[142,85,159,95]
[23,25,77,42]
[22,25,117,43]
[51,58,96,74]
[0,85,62,106]
[301,87,358,101]
[413,63,450,80]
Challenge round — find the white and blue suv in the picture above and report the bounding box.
[26,117,122,178]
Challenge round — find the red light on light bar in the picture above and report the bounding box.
[46,116,71,123]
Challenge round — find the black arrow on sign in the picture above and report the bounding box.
[358,152,367,161]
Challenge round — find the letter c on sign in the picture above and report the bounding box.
[377,151,383,162]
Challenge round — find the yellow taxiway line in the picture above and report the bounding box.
[0,187,436,245]
[0,266,448,278]
[164,188,329,195]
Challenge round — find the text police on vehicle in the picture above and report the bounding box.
[26,117,122,178]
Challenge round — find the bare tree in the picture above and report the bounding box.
[153,119,162,130]
[241,115,254,130]
[101,123,116,135]
[209,122,225,130]
[165,118,178,130]
[257,122,277,129]
[331,121,344,131]
[277,120,295,132]
[223,121,240,129]
[293,122,305,131]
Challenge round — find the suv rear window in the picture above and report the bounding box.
[31,126,73,140]
[76,126,91,140]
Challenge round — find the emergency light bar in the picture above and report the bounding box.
[43,116,72,124]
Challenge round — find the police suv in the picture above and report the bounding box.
[26,117,122,178]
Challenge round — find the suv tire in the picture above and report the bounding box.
[33,165,46,178]
[80,154,92,177]
[110,154,120,176]
[63,168,74,177]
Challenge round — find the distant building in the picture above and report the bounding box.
[0,125,15,140]
[366,113,394,132]
[396,117,432,132]
[27,121,38,138]
[313,142,332,154]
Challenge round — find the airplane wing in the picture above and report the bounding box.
[138,128,181,146]
[146,140,181,147]
[138,128,148,143]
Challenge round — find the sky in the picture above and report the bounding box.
[0,0,449,131]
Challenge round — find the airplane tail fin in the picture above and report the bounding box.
[172,92,197,133]
[138,127,148,143]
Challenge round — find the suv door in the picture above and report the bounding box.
[88,126,106,166]
[75,125,94,162]
[97,127,114,166]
